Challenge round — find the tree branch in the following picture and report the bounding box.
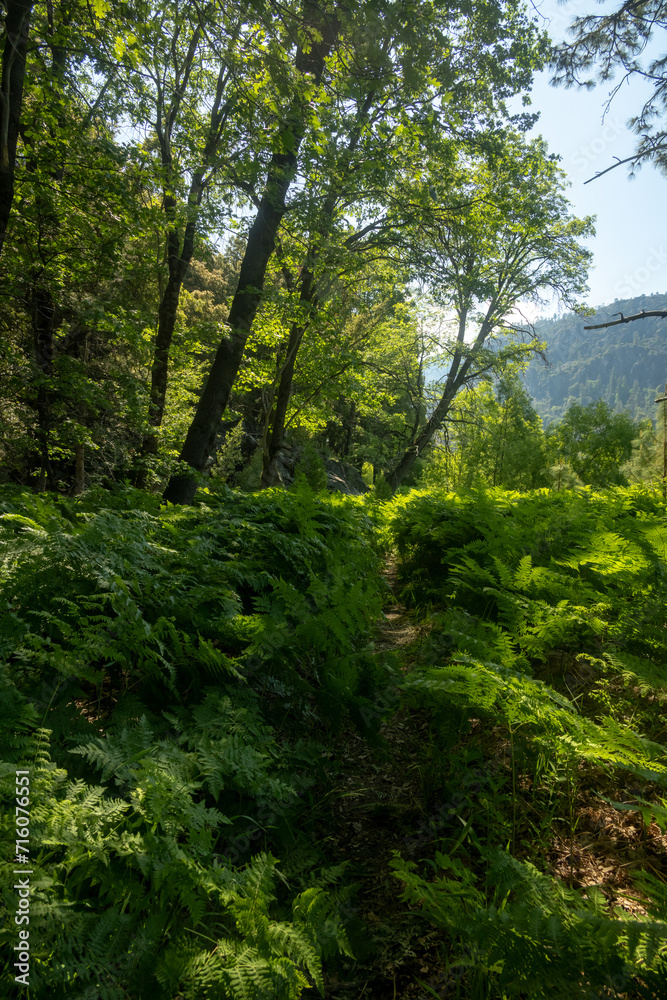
[584,308,667,329]
[584,152,644,184]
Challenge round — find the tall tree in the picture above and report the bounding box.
[259,87,378,487]
[0,1,156,490]
[255,0,538,488]
[163,0,341,504]
[383,137,594,491]
[163,0,548,503]
[433,373,550,491]
[548,398,638,487]
[0,0,34,257]
[127,3,253,485]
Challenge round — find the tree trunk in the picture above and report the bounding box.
[258,88,376,490]
[0,0,33,258]
[260,265,315,487]
[387,307,491,493]
[32,286,56,491]
[163,3,339,505]
[134,208,198,488]
[386,399,450,492]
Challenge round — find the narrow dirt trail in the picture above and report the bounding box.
[321,562,447,1000]
[375,558,422,656]
[321,549,667,999]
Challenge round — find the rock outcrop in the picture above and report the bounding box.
[325,459,368,495]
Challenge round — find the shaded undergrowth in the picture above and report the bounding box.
[1,482,667,999]
[0,483,389,999]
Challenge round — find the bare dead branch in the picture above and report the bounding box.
[584,309,667,330]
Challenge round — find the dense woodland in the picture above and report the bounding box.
[1,0,667,998]
[526,292,667,427]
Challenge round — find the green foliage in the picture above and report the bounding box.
[384,481,667,997]
[2,0,662,992]
[210,422,246,485]
[293,444,328,493]
[1,738,348,1000]
[383,137,594,490]
[0,484,387,725]
[388,483,667,632]
[421,381,645,495]
[0,485,388,998]
[422,373,551,492]
[548,398,639,487]
[391,846,667,998]
[402,656,667,787]
[371,472,393,501]
[235,447,265,492]
[0,0,557,495]
[4,478,667,998]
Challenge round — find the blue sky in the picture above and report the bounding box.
[524,0,667,313]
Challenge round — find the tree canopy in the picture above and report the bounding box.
[0,0,594,497]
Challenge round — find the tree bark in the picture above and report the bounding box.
[260,264,316,487]
[134,194,200,488]
[0,0,34,258]
[163,2,339,505]
[386,306,495,492]
[32,286,57,491]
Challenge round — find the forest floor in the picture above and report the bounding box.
[319,559,667,1000]
[321,569,447,1000]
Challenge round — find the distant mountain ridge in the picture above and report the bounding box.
[524,292,667,425]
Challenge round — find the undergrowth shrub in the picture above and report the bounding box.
[0,483,388,730]
[0,484,386,999]
[293,445,328,493]
[388,484,667,706]
[392,846,667,999]
[388,483,667,803]
[385,484,667,996]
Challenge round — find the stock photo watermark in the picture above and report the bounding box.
[13,768,31,988]
[567,118,626,179]
[614,245,667,299]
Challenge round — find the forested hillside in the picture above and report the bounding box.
[526,292,667,425]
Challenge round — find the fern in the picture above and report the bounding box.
[387,483,667,996]
[392,846,667,999]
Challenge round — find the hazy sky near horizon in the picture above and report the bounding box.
[523,0,667,314]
